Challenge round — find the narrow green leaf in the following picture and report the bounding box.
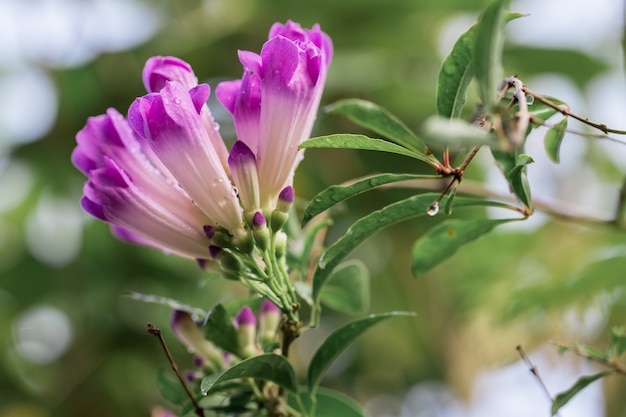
[300,134,437,166]
[302,173,440,226]
[320,260,370,315]
[202,304,240,355]
[422,116,498,148]
[307,312,415,393]
[474,0,511,109]
[156,368,187,405]
[437,24,476,119]
[544,117,568,163]
[444,187,457,216]
[201,353,298,395]
[611,326,626,357]
[575,343,611,362]
[312,193,518,305]
[508,153,534,209]
[411,218,516,276]
[438,11,524,119]
[325,98,431,156]
[289,387,370,417]
[124,291,206,316]
[551,372,612,415]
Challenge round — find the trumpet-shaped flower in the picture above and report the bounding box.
[72,21,331,273]
[217,20,333,209]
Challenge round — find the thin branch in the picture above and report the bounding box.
[517,345,561,416]
[147,323,205,417]
[529,116,626,145]
[550,342,626,376]
[524,87,626,135]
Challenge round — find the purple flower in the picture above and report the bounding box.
[217,20,332,210]
[72,21,331,265]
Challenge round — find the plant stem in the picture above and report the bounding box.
[147,323,204,417]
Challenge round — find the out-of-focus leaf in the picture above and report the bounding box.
[551,372,612,415]
[300,134,437,165]
[422,116,497,148]
[474,0,511,109]
[504,46,609,88]
[124,291,206,316]
[437,23,476,119]
[610,326,626,357]
[202,304,239,355]
[574,343,611,362]
[156,368,187,405]
[544,117,568,163]
[201,353,298,395]
[320,260,370,314]
[411,218,518,276]
[289,387,371,417]
[307,312,415,393]
[302,173,440,226]
[325,98,433,157]
[508,153,534,209]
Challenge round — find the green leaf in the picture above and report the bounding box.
[289,387,371,417]
[551,372,612,415]
[307,312,415,393]
[202,304,240,355]
[320,260,370,315]
[544,117,568,163]
[508,153,534,209]
[437,11,524,119]
[156,368,188,405]
[201,353,298,395]
[300,134,437,166]
[325,98,432,156]
[610,326,626,357]
[437,23,476,119]
[302,173,440,226]
[504,46,609,88]
[422,116,497,148]
[312,193,518,305]
[411,218,517,276]
[474,0,511,109]
[124,291,206,316]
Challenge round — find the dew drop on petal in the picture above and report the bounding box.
[214,122,220,131]
[173,97,181,105]
[427,202,439,217]
[232,186,239,196]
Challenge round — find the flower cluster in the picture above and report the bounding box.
[72,21,332,310]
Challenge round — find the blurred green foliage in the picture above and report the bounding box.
[2,0,626,416]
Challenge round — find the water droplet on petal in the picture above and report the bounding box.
[232,186,239,196]
[173,97,181,105]
[214,122,220,131]
[427,202,439,217]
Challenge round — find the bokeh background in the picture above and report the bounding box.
[2,0,626,416]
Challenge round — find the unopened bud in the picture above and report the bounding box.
[235,306,260,358]
[170,310,222,372]
[274,231,287,258]
[232,227,254,254]
[211,231,233,249]
[270,186,294,231]
[259,300,282,349]
[219,251,242,278]
[252,212,270,251]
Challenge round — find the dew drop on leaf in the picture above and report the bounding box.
[427,202,439,217]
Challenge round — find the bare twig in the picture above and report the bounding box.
[517,345,560,416]
[147,323,205,417]
[523,87,626,136]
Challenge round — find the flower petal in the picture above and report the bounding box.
[128,81,243,232]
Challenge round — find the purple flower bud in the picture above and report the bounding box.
[143,56,198,93]
[170,310,223,372]
[235,306,259,358]
[259,300,282,348]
